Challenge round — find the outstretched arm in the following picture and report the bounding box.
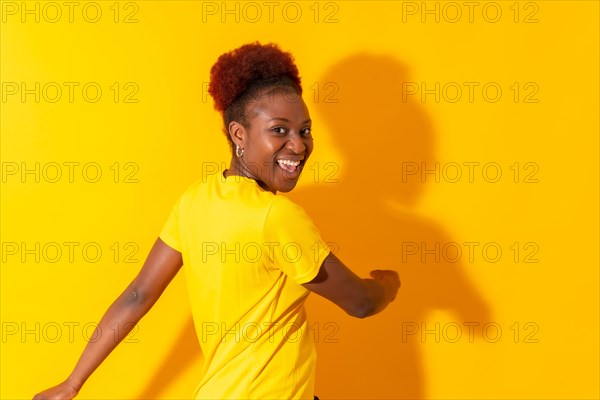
[302,253,400,318]
[33,238,183,400]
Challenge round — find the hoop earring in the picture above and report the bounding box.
[235,145,244,158]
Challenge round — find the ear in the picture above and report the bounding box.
[228,121,246,147]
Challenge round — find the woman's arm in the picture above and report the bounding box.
[33,238,183,400]
[302,253,400,318]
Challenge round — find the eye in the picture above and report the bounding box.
[271,126,286,134]
[301,127,312,137]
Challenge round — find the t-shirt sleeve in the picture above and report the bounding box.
[159,194,183,252]
[263,196,331,285]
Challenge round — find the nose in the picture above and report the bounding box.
[286,131,307,154]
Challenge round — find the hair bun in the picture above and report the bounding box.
[208,42,302,113]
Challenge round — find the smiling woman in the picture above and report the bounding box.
[209,42,312,193]
[32,42,400,400]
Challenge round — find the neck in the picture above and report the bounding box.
[225,158,275,194]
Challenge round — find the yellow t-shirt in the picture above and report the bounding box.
[159,170,331,399]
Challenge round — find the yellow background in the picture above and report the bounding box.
[1,1,598,399]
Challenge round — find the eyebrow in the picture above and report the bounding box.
[268,117,312,124]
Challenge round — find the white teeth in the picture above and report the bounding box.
[277,159,301,166]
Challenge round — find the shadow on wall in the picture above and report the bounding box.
[136,53,492,400]
[288,53,493,399]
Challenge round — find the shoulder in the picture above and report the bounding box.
[180,173,221,198]
[268,194,303,213]
[168,176,212,212]
[266,194,315,224]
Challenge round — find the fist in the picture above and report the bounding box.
[370,269,400,300]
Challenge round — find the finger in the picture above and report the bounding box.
[371,272,384,280]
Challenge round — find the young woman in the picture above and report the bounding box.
[33,42,400,400]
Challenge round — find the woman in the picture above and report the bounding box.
[33,42,400,400]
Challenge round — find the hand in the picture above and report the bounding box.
[33,380,79,400]
[370,269,400,301]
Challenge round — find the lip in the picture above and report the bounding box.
[275,155,306,170]
[274,156,305,180]
[275,156,305,162]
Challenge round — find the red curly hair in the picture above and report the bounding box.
[208,42,303,146]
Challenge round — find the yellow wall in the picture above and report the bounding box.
[1,1,598,399]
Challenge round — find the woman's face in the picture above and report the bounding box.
[229,89,314,193]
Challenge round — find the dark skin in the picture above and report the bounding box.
[33,88,400,400]
[225,88,313,194]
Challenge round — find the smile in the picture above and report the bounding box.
[276,159,301,173]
